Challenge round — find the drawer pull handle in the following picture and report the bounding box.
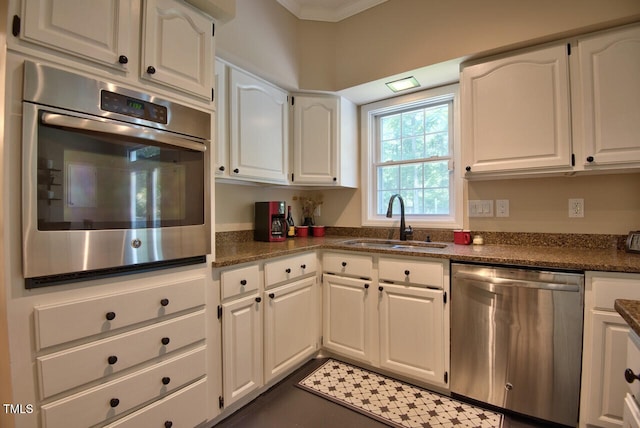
[165,422,173,428]
[301,264,306,269]
[107,355,118,365]
[162,376,171,385]
[269,293,275,299]
[146,65,156,74]
[286,268,291,274]
[110,398,120,408]
[364,284,370,289]
[404,270,410,275]
[240,279,247,286]
[161,337,170,346]
[160,298,169,307]
[105,311,116,321]
[625,368,640,383]
[255,297,262,303]
[378,286,384,291]
[341,262,347,267]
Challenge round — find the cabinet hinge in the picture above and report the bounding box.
[443,291,447,304]
[291,173,294,182]
[12,15,20,37]
[320,336,323,346]
[567,43,571,56]
[219,396,224,408]
[291,96,295,106]
[444,371,448,384]
[212,22,216,37]
[217,305,222,319]
[571,153,575,167]
[211,88,215,102]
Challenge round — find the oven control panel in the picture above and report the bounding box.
[100,90,168,124]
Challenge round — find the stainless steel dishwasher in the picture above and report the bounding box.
[451,263,584,426]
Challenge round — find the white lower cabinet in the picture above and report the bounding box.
[221,292,263,407]
[623,332,640,428]
[580,272,640,428]
[379,284,446,386]
[322,274,372,363]
[264,276,317,382]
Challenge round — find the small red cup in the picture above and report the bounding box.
[312,226,325,237]
[296,226,309,237]
[453,230,471,245]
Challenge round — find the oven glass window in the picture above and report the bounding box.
[36,114,205,230]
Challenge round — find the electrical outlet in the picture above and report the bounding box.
[496,199,510,217]
[568,198,584,218]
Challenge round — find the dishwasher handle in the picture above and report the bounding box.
[454,271,581,292]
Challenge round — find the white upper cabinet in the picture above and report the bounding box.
[292,95,358,187]
[575,23,640,169]
[229,67,289,184]
[21,0,132,70]
[142,0,213,99]
[214,58,228,176]
[461,43,573,176]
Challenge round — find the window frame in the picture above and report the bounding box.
[360,84,462,229]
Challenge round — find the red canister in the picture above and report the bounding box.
[453,230,472,245]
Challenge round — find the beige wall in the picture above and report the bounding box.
[214,0,640,235]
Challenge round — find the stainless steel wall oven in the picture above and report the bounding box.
[22,61,211,287]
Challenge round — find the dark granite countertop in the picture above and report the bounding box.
[615,299,640,336]
[213,235,640,273]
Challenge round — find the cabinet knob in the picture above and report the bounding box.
[625,368,640,383]
[110,398,120,408]
[233,168,240,174]
[105,311,116,321]
[268,293,275,299]
[378,286,384,291]
[107,355,118,365]
[118,55,128,64]
[255,297,262,303]
[160,298,169,307]
[161,337,170,346]
[364,284,370,289]
[301,264,306,269]
[146,65,156,74]
[285,268,291,274]
[164,422,173,428]
[219,166,225,171]
[162,376,171,385]
[333,177,337,182]
[465,166,471,172]
[404,270,410,276]
[341,261,347,267]
[586,156,595,163]
[240,279,247,286]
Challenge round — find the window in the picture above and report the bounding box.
[361,84,462,228]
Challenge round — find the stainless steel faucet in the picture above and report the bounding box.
[386,194,413,241]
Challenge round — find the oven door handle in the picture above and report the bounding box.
[41,112,207,152]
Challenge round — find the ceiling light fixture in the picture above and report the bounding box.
[385,76,420,93]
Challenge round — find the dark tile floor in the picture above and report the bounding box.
[213,358,555,428]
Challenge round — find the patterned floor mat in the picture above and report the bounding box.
[297,359,503,428]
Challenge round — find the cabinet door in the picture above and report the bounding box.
[293,96,338,185]
[583,310,629,428]
[577,24,640,167]
[624,394,640,428]
[215,59,228,176]
[379,284,446,386]
[264,277,317,382]
[322,275,371,363]
[462,44,572,174]
[142,0,213,99]
[22,0,131,70]
[222,293,263,407]
[229,68,289,184]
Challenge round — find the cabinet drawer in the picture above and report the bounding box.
[35,277,205,350]
[37,310,206,399]
[41,346,206,428]
[221,264,260,300]
[103,378,207,428]
[265,252,317,287]
[592,275,640,310]
[628,332,640,398]
[323,252,373,279]
[379,257,443,288]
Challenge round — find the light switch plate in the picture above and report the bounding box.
[468,200,494,217]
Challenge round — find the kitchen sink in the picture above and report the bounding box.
[341,238,448,251]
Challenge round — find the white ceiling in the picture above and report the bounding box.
[276,0,387,22]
